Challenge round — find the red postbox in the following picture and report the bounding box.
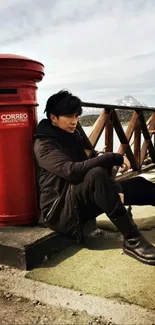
[0,54,44,226]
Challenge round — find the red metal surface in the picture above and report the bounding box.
[0,54,44,226]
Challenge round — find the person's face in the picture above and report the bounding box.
[50,113,79,133]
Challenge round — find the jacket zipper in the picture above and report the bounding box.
[44,197,59,222]
[70,185,84,244]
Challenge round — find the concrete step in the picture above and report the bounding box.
[0,220,97,270]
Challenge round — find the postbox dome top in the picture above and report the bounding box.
[0,54,44,65]
[0,53,44,82]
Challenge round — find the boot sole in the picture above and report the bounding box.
[123,248,155,265]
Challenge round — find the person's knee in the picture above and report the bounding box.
[85,167,109,183]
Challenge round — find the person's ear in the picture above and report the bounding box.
[50,114,58,124]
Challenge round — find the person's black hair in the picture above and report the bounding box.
[44,90,83,119]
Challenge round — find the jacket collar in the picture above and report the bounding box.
[35,118,78,141]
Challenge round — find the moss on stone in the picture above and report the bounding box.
[26,229,155,310]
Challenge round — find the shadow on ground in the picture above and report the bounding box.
[26,228,155,310]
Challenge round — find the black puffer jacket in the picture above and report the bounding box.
[34,119,123,241]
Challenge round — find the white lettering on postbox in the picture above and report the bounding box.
[0,112,29,128]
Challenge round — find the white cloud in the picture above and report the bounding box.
[1,0,155,116]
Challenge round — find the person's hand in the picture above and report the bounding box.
[119,156,131,172]
[123,156,131,170]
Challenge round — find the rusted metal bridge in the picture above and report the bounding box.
[78,102,155,180]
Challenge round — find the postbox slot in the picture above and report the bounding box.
[0,89,17,94]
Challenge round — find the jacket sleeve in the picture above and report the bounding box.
[34,140,123,184]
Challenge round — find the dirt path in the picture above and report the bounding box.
[1,263,155,325]
[0,289,113,325]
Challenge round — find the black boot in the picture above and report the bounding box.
[123,234,155,265]
[109,210,155,265]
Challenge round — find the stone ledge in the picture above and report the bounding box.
[0,226,74,270]
[0,219,97,270]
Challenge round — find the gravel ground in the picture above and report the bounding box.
[0,289,114,325]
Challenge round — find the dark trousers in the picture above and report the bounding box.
[73,167,155,225]
[119,176,155,206]
[73,167,126,225]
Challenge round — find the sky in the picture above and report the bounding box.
[1,0,155,117]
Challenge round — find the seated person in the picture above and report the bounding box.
[34,90,155,266]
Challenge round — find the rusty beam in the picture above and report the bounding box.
[134,119,141,169]
[105,113,113,152]
[112,110,138,170]
[82,101,155,112]
[117,111,139,154]
[138,111,155,165]
[88,108,113,148]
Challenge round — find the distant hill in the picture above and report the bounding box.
[79,110,152,126]
[80,95,148,118]
[79,95,153,126]
[79,115,100,126]
[114,95,146,107]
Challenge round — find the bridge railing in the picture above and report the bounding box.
[79,102,155,179]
